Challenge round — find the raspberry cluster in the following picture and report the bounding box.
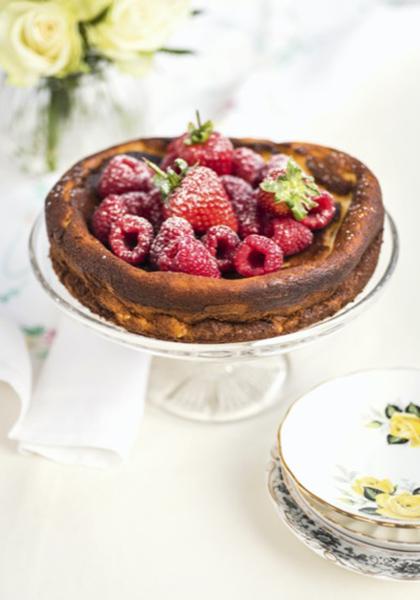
[91,117,336,278]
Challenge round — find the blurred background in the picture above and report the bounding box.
[0,0,419,353]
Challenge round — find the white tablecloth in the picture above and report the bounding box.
[1,1,419,597]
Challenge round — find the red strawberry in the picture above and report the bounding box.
[232,147,265,186]
[300,191,336,230]
[170,237,221,278]
[202,225,240,273]
[220,175,259,237]
[234,234,283,277]
[98,155,153,198]
[109,215,153,265]
[150,216,194,270]
[257,158,320,221]
[268,217,313,256]
[148,159,238,234]
[161,111,233,175]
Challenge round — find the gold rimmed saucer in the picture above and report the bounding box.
[278,369,420,530]
[267,451,420,580]
[282,460,420,548]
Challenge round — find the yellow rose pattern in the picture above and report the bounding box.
[376,492,420,519]
[352,476,394,496]
[367,401,420,447]
[342,474,420,521]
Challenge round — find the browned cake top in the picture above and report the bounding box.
[46,138,384,316]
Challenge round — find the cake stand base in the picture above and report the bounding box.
[147,355,288,423]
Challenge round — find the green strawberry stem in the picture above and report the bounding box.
[143,157,189,199]
[184,110,213,145]
[260,159,319,220]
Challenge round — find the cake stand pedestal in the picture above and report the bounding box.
[147,355,288,422]
[29,213,398,423]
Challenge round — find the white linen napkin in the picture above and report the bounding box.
[2,314,150,468]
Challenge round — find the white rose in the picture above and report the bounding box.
[58,0,111,22]
[88,0,190,73]
[0,1,83,86]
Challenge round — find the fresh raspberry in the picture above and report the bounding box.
[150,216,194,270]
[170,237,221,278]
[257,205,272,237]
[232,147,265,186]
[257,159,320,221]
[300,191,336,230]
[261,153,289,179]
[220,175,259,237]
[98,155,153,198]
[109,215,153,265]
[268,217,313,256]
[202,225,240,273]
[91,195,127,242]
[162,112,233,175]
[234,234,283,277]
[160,152,176,171]
[122,188,163,231]
[155,162,237,234]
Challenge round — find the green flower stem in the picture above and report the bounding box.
[45,77,76,171]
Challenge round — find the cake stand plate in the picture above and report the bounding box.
[29,213,398,423]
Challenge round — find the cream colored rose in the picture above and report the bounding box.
[376,492,420,520]
[88,0,190,74]
[0,1,83,86]
[59,0,111,22]
[390,412,420,447]
[352,476,395,496]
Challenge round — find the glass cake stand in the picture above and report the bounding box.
[29,213,399,422]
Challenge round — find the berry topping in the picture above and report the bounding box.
[268,217,313,256]
[148,159,238,234]
[220,175,259,237]
[122,189,164,232]
[300,191,336,230]
[160,152,177,171]
[109,215,153,265]
[98,154,153,198]
[202,225,240,273]
[232,146,265,186]
[161,111,234,175]
[170,237,221,278]
[91,195,127,242]
[261,153,289,179]
[233,234,283,277]
[150,216,194,269]
[258,158,320,220]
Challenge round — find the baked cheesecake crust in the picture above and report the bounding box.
[45,138,384,343]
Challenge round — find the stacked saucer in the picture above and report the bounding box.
[268,369,420,580]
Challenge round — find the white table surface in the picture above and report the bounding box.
[0,193,418,598]
[1,1,420,597]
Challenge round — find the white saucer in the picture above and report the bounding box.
[279,369,420,526]
[268,450,420,581]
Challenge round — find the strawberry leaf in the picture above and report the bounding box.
[260,159,319,220]
[143,157,189,200]
[184,110,213,145]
